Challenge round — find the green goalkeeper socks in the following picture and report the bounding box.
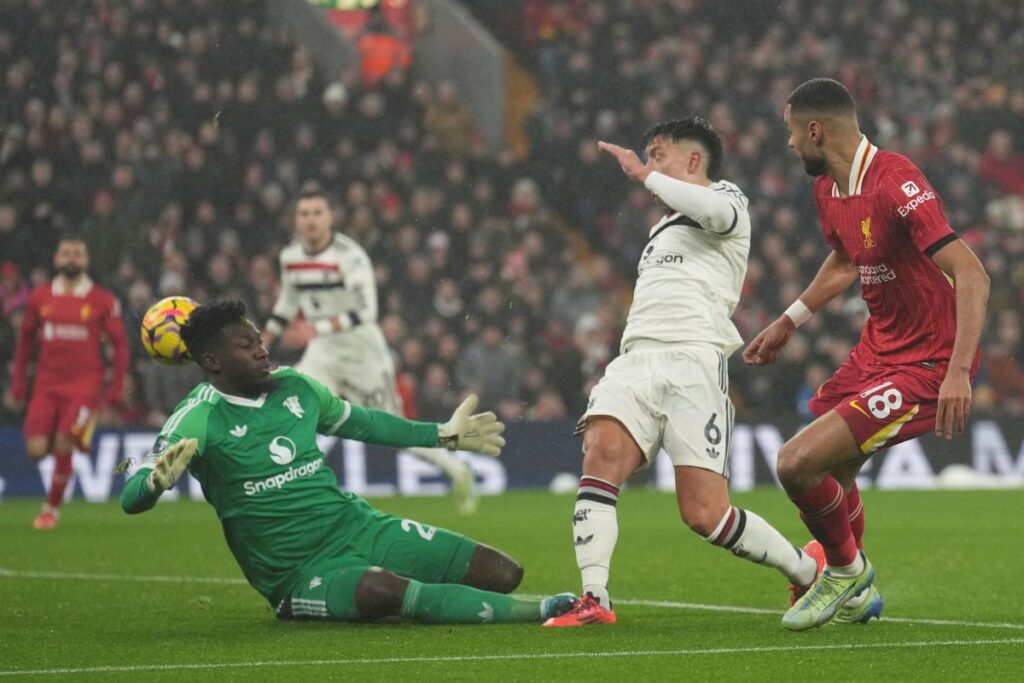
[399,580,543,624]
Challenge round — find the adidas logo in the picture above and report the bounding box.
[574,534,594,547]
[230,425,248,438]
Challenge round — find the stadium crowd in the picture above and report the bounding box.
[2,0,1024,431]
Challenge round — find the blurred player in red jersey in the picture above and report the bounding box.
[744,79,989,630]
[3,237,130,529]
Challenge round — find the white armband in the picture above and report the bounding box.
[783,299,813,327]
[314,319,335,336]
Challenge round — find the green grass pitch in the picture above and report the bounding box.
[2,488,1022,681]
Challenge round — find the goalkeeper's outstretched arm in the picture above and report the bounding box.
[302,368,506,456]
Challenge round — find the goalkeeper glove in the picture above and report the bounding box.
[437,394,506,456]
[146,438,198,494]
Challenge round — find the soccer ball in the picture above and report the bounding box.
[140,296,197,364]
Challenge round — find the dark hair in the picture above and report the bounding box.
[787,78,856,117]
[641,116,724,180]
[57,232,86,245]
[181,299,248,362]
[298,180,331,203]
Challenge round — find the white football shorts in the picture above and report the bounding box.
[577,341,734,476]
[296,326,402,415]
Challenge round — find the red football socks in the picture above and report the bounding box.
[847,482,865,550]
[790,476,859,567]
[46,451,73,509]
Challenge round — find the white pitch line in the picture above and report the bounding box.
[611,598,1024,632]
[1,639,1022,677]
[5,568,1024,631]
[0,567,248,585]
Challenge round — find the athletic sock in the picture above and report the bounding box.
[705,506,817,586]
[847,482,865,550]
[790,476,859,567]
[573,476,619,607]
[46,451,73,509]
[407,446,463,480]
[399,580,543,623]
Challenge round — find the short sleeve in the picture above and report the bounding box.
[885,163,955,255]
[814,190,845,253]
[288,369,353,435]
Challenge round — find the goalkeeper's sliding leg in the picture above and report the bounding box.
[276,544,575,624]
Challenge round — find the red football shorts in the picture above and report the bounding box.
[23,385,100,451]
[807,357,949,455]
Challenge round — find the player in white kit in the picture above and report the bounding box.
[545,118,818,626]
[263,188,480,514]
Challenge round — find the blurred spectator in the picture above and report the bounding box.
[456,324,522,408]
[424,81,478,157]
[1,0,1023,427]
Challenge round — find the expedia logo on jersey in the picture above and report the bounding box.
[243,457,324,496]
[897,190,936,217]
[858,263,897,285]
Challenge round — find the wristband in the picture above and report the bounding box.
[313,319,335,336]
[265,317,285,335]
[783,299,812,327]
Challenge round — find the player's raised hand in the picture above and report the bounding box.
[438,394,506,457]
[281,319,317,349]
[935,370,972,440]
[147,438,198,494]
[742,316,797,366]
[598,141,651,183]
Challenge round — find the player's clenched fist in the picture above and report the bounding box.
[147,438,198,494]
[742,316,797,366]
[437,394,506,457]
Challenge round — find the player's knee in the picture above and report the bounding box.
[353,567,407,621]
[24,437,49,460]
[679,499,727,538]
[463,544,523,593]
[53,433,77,454]
[776,440,814,490]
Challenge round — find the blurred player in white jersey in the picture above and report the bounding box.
[262,187,479,514]
[545,118,818,626]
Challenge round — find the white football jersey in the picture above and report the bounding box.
[621,178,751,356]
[272,233,378,329]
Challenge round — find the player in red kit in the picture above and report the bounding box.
[4,237,130,529]
[743,79,990,630]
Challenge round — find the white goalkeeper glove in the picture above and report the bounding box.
[437,394,506,457]
[146,438,198,494]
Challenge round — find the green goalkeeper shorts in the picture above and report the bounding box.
[275,497,478,621]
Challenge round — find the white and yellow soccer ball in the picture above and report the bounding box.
[140,296,198,364]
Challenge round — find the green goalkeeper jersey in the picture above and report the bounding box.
[120,367,439,602]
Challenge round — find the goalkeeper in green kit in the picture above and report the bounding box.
[121,300,575,624]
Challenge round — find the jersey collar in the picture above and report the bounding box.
[832,135,878,198]
[210,386,268,408]
[51,275,93,297]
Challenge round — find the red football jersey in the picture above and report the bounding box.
[11,276,130,400]
[813,137,977,370]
